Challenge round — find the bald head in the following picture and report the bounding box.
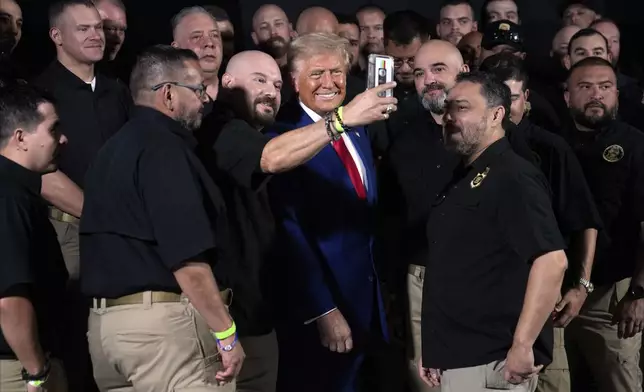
[552,25,581,58]
[296,6,338,35]
[458,31,482,68]
[414,40,468,117]
[222,50,282,128]
[225,50,281,78]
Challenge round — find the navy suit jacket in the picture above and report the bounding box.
[267,102,386,342]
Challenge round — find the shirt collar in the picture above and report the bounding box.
[132,106,199,149]
[47,60,104,92]
[299,101,323,122]
[470,137,511,173]
[0,155,42,196]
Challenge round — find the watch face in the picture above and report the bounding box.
[629,286,644,298]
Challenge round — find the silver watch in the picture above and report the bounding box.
[579,278,594,294]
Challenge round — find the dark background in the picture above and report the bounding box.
[13,0,644,79]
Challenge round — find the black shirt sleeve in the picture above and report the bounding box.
[138,145,216,271]
[630,145,644,222]
[497,170,565,262]
[0,198,35,297]
[213,119,271,190]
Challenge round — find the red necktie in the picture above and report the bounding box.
[332,137,367,199]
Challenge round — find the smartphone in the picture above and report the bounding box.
[367,54,394,97]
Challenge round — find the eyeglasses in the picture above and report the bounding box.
[151,81,207,100]
[393,57,415,68]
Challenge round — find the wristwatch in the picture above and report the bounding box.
[21,358,51,383]
[626,285,644,300]
[579,278,594,294]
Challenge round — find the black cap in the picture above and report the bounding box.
[559,0,604,16]
[481,20,524,52]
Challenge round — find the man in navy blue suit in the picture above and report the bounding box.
[268,32,392,392]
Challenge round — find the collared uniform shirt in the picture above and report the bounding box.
[0,156,67,358]
[195,103,275,337]
[515,119,602,239]
[33,61,132,188]
[422,138,564,370]
[562,121,644,286]
[79,107,227,298]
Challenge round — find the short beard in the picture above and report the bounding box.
[444,116,487,156]
[177,105,202,131]
[257,36,289,60]
[420,84,447,115]
[570,102,617,130]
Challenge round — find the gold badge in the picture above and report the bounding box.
[499,23,510,31]
[602,144,624,163]
[470,167,490,188]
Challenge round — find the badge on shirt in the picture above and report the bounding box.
[470,167,490,188]
[602,144,624,163]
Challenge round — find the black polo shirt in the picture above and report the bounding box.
[378,111,460,268]
[562,121,644,286]
[32,61,131,188]
[196,102,275,337]
[79,107,227,298]
[0,156,68,359]
[516,119,602,239]
[422,137,564,370]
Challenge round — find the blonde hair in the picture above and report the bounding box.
[288,33,351,74]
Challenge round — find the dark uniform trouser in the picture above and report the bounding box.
[566,277,643,392]
[237,331,279,392]
[0,358,68,392]
[88,291,235,392]
[49,213,97,392]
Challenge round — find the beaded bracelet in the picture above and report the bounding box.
[325,112,341,141]
[334,106,351,132]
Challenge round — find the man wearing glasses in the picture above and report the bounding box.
[80,45,244,391]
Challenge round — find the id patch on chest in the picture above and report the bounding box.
[470,167,490,188]
[602,144,624,163]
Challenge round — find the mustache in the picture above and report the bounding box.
[584,100,607,111]
[255,95,277,110]
[422,83,446,94]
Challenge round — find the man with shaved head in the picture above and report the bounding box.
[551,25,581,62]
[194,48,398,392]
[376,39,467,392]
[458,31,483,69]
[251,4,294,68]
[296,6,338,35]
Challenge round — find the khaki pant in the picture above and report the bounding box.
[440,360,538,392]
[566,277,642,392]
[407,264,440,392]
[87,292,235,392]
[0,358,68,392]
[537,327,570,392]
[237,331,279,392]
[49,218,80,281]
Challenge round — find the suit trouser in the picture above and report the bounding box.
[50,217,97,392]
[237,331,279,392]
[440,360,538,392]
[537,327,571,392]
[566,277,642,392]
[0,358,68,392]
[87,292,235,392]
[407,264,441,392]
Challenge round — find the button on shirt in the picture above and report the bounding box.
[422,138,564,370]
[563,121,644,286]
[79,107,227,298]
[33,61,131,188]
[0,156,68,358]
